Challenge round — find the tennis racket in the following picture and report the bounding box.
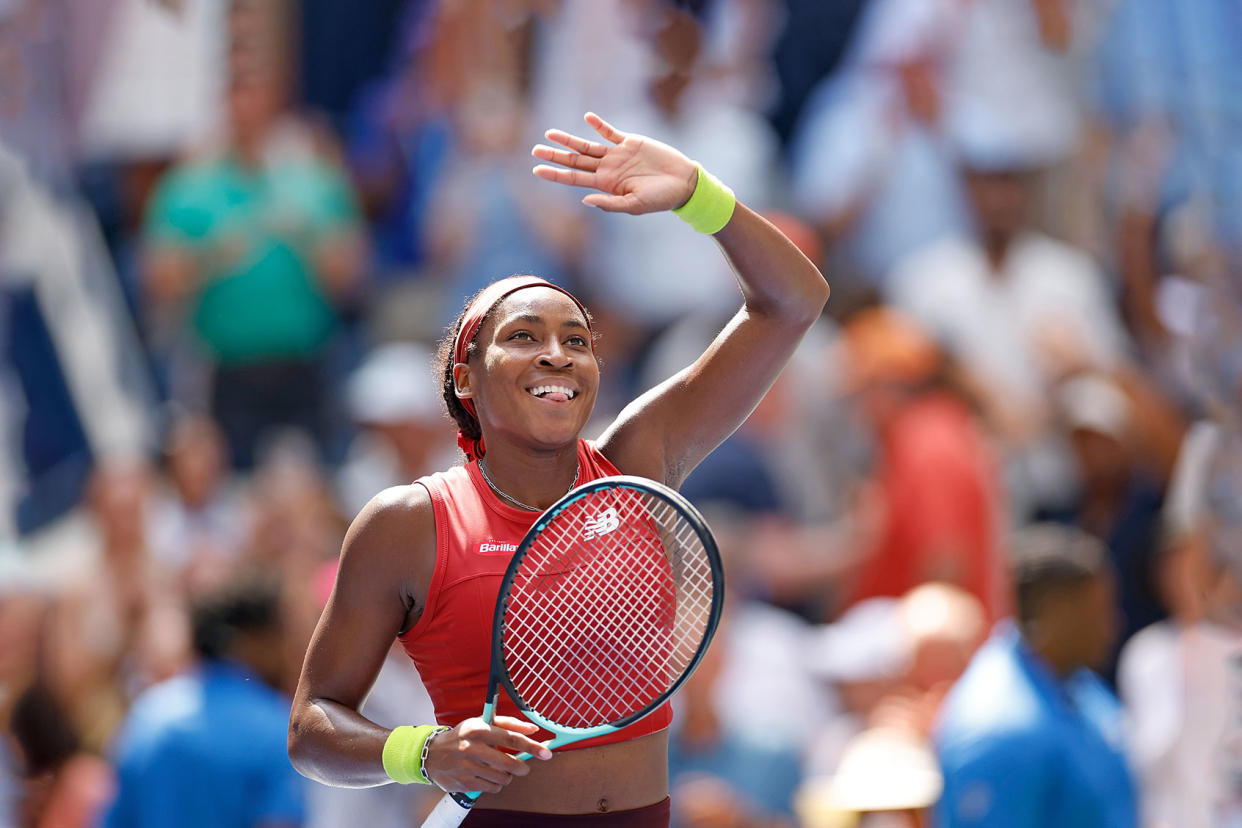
[420,474,724,828]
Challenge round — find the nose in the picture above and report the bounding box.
[538,338,572,369]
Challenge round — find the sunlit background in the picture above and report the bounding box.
[1,0,1240,825]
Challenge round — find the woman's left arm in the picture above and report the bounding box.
[601,203,829,486]
[533,113,830,486]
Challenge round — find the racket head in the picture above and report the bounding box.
[490,475,724,739]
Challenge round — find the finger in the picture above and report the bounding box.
[531,143,600,172]
[585,112,625,144]
[582,192,642,214]
[500,732,553,760]
[544,128,608,158]
[532,164,598,190]
[464,768,514,793]
[473,749,532,777]
[492,715,540,734]
[488,717,552,758]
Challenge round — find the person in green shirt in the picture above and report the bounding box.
[142,15,366,468]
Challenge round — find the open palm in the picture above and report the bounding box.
[532,112,700,215]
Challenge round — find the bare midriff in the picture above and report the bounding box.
[473,730,669,814]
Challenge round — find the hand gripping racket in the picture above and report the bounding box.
[420,475,724,827]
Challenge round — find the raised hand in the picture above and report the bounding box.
[532,112,699,215]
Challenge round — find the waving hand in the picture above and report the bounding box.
[532,113,699,215]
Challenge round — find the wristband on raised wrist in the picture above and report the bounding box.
[672,164,736,235]
[382,724,450,785]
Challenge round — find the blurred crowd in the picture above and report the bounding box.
[1,0,1240,826]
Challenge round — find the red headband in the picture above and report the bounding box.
[452,276,593,459]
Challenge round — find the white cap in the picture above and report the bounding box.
[808,598,910,684]
[797,728,944,819]
[346,343,440,425]
[1057,374,1130,443]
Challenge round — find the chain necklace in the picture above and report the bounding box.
[478,459,580,512]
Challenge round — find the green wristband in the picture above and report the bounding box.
[382,724,447,785]
[672,164,736,234]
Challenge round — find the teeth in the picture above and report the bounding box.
[530,385,576,399]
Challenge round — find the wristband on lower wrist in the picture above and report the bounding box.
[672,164,736,235]
[382,724,450,785]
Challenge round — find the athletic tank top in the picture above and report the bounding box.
[399,440,673,748]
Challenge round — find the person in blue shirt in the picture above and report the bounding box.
[103,574,305,828]
[933,523,1138,828]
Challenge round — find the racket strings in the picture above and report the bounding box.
[503,489,715,729]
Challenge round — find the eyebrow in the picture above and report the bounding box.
[503,313,589,331]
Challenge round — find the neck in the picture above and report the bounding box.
[982,232,1014,272]
[233,130,267,168]
[478,442,581,511]
[1022,625,1080,679]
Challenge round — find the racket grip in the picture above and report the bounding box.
[420,792,476,828]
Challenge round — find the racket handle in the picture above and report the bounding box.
[421,792,476,828]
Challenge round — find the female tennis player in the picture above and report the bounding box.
[288,112,829,825]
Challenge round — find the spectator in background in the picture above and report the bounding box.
[141,0,366,469]
[804,597,912,782]
[667,609,805,828]
[422,83,586,320]
[837,307,1008,623]
[1118,426,1242,826]
[804,585,985,786]
[45,458,189,755]
[1047,373,1167,679]
[103,573,305,828]
[0,559,56,825]
[10,682,114,828]
[343,1,450,284]
[664,506,830,828]
[243,437,349,691]
[790,0,1091,295]
[411,1,588,324]
[788,0,971,293]
[797,726,942,828]
[934,523,1137,828]
[585,6,781,355]
[887,127,1131,516]
[336,341,457,517]
[1092,0,1242,362]
[148,413,246,592]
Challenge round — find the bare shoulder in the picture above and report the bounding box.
[595,402,671,484]
[345,483,435,549]
[336,483,437,627]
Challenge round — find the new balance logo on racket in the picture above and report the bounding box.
[582,507,620,540]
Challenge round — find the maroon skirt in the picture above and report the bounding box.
[463,798,670,827]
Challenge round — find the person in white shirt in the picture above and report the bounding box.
[886,118,1131,514]
[1117,424,1242,827]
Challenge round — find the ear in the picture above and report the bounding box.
[452,363,474,400]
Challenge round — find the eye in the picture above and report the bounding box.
[508,330,535,341]
[566,334,589,348]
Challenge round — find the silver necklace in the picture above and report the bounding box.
[478,459,580,512]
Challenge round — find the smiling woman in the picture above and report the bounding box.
[440,276,599,475]
[287,112,830,826]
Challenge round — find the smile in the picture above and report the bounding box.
[527,384,577,402]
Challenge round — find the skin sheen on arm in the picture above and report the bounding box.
[288,484,433,787]
[529,114,829,487]
[599,203,830,487]
[288,485,552,791]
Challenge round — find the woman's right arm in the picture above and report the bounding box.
[288,485,431,786]
[288,484,551,790]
